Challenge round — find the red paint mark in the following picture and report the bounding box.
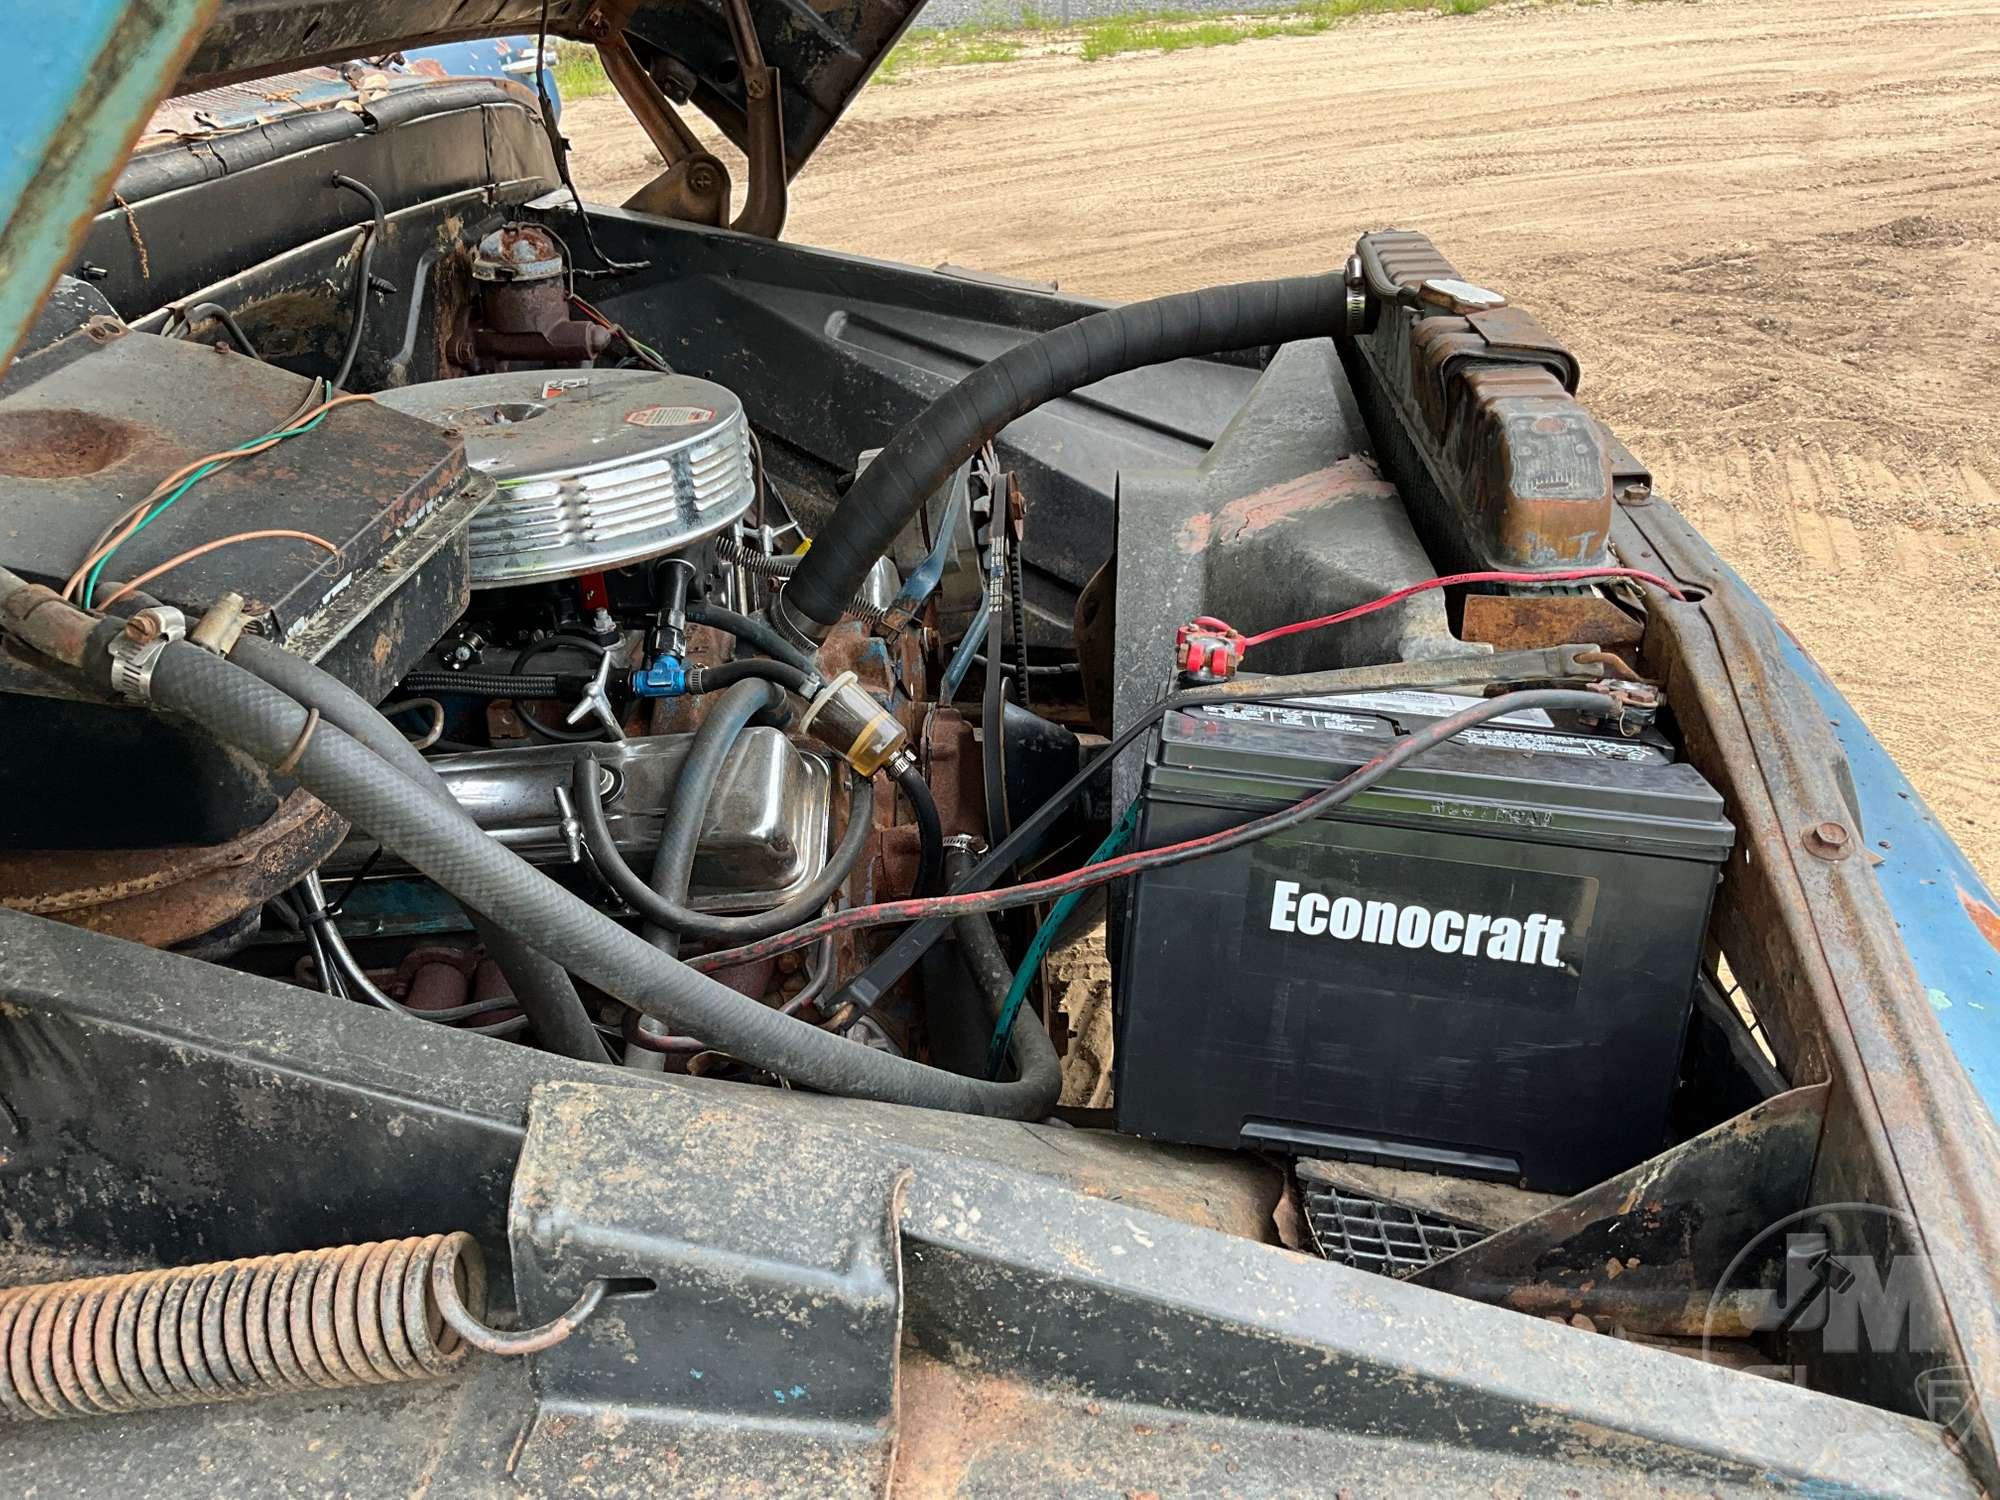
[1174,457,1394,556]
[1959,887,2000,954]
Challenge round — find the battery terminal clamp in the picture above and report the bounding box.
[1174,618,1246,684]
[1585,680,1662,736]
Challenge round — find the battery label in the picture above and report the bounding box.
[1195,700,1662,761]
[1238,839,1598,1013]
[1453,726,1665,763]
[1196,702,1384,736]
[1306,688,1556,727]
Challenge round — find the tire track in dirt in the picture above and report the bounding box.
[568,0,2000,877]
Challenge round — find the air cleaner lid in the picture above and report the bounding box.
[374,369,755,586]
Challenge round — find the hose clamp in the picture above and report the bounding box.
[766,591,829,651]
[1343,253,1369,334]
[106,606,186,701]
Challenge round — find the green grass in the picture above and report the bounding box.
[881,26,1029,78]
[553,45,612,101]
[879,0,1501,75]
[568,0,1499,92]
[1079,0,1497,58]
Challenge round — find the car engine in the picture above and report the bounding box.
[0,173,1739,1204]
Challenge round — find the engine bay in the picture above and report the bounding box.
[8,68,1981,1493]
[0,82,1770,1170]
[1,187,1728,1111]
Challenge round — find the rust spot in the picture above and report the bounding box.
[0,408,139,478]
[1462,592,1644,653]
[1960,887,2000,953]
[1175,457,1393,555]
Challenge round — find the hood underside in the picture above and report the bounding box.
[178,0,923,176]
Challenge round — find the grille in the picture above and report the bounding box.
[375,370,756,587]
[1302,1178,1487,1277]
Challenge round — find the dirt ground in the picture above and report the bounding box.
[568,0,2000,880]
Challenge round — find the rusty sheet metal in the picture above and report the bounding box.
[1412,1084,1829,1336]
[1343,230,1613,573]
[1460,589,1645,653]
[493,1079,1974,1500]
[1617,496,2000,1488]
[0,790,344,948]
[135,65,359,146]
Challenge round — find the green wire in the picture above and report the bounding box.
[83,406,335,607]
[984,800,1142,1079]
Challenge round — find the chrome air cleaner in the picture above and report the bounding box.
[375,370,755,587]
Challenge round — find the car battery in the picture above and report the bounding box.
[1112,687,1734,1194]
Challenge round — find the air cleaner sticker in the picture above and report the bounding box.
[624,404,714,428]
[541,377,589,399]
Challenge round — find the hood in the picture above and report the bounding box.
[177,0,923,176]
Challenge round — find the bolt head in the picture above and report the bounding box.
[1804,821,1853,859]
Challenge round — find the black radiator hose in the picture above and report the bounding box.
[227,636,609,1064]
[149,644,1060,1119]
[943,843,1058,1090]
[778,270,1354,634]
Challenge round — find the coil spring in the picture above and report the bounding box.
[0,1230,598,1422]
[715,535,893,626]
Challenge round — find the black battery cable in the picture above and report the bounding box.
[690,687,1632,976]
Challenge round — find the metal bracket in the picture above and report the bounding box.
[1411,1083,1830,1336]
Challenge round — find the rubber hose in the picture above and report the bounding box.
[510,637,609,745]
[894,761,945,897]
[227,637,609,1064]
[943,845,1058,1092]
[399,671,580,699]
[781,271,1350,630]
[683,602,816,675]
[629,678,778,1065]
[643,676,781,962]
[689,657,811,695]
[573,751,877,943]
[153,645,1059,1119]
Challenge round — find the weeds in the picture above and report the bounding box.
[552,46,613,101]
[565,0,1503,92]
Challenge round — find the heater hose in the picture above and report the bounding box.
[778,270,1356,633]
